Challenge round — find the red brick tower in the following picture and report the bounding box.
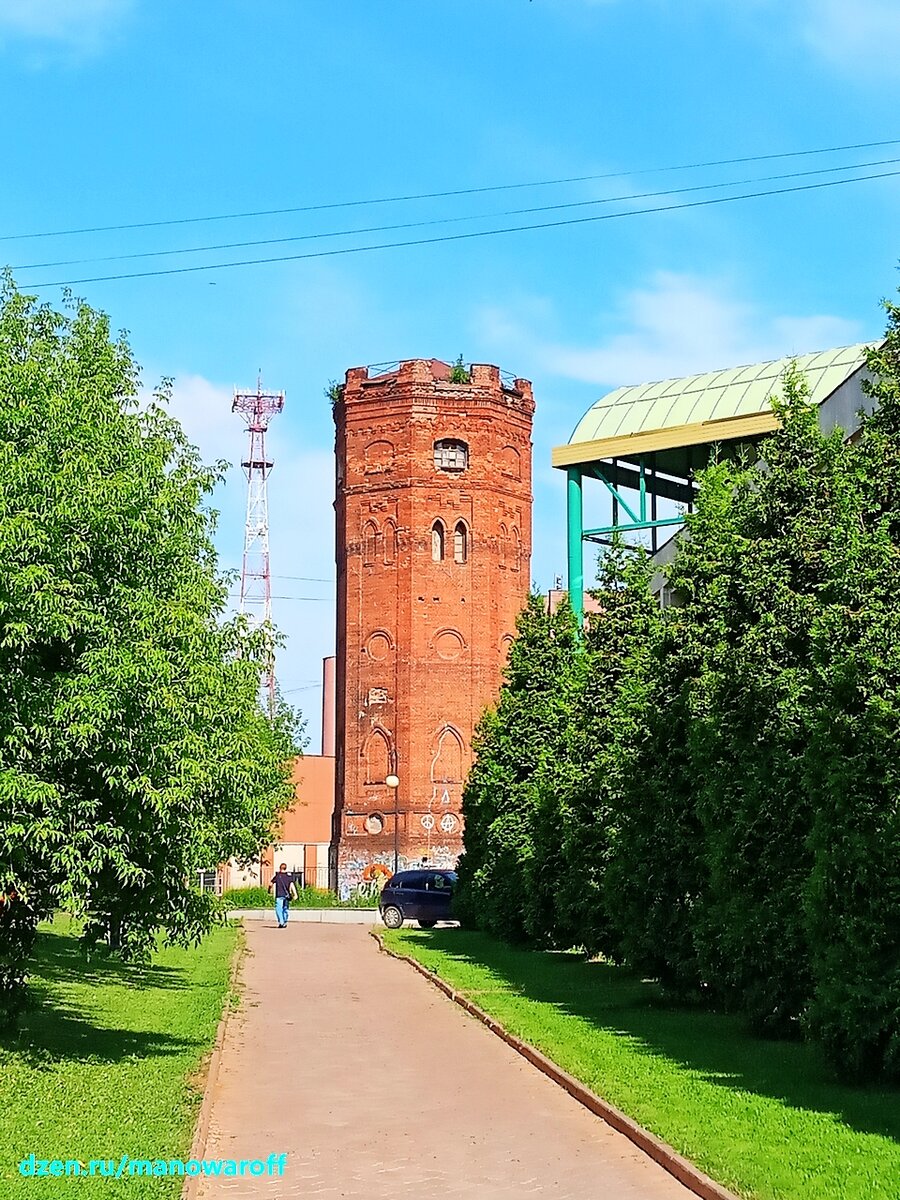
[332,359,534,895]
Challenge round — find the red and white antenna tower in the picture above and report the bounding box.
[233,377,285,715]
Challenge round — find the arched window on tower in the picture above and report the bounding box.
[498,522,508,568]
[500,445,521,480]
[510,526,521,572]
[430,725,465,784]
[363,520,379,565]
[454,521,468,565]
[432,520,445,562]
[364,728,391,784]
[384,520,398,565]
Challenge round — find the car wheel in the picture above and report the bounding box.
[418,919,437,929]
[382,905,404,929]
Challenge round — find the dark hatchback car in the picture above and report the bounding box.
[378,869,457,929]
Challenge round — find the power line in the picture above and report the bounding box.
[3,136,899,244]
[227,592,333,601]
[28,166,900,289]
[272,574,333,583]
[15,156,900,273]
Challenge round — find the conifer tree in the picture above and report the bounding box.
[605,371,855,1017]
[683,374,859,1030]
[802,311,900,1079]
[456,591,581,940]
[553,543,660,955]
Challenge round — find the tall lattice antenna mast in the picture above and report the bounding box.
[232,377,285,714]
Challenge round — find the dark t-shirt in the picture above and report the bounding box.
[273,873,293,898]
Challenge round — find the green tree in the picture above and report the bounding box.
[682,375,859,1031]
[449,355,470,384]
[602,572,709,994]
[456,591,582,941]
[605,356,898,1067]
[553,543,661,955]
[801,312,900,1079]
[606,373,861,1022]
[0,279,300,1025]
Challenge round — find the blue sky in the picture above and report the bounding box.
[3,0,899,748]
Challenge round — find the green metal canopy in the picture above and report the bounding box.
[553,342,875,627]
[554,343,874,475]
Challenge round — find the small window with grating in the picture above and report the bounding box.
[434,439,468,472]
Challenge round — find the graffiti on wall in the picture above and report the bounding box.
[338,854,393,902]
[337,845,457,901]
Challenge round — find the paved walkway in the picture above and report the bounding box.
[195,922,692,1199]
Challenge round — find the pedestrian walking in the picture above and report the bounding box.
[269,864,297,928]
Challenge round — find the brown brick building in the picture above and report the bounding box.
[332,359,534,895]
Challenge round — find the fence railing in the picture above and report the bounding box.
[197,858,332,896]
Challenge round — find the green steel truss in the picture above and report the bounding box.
[566,457,687,628]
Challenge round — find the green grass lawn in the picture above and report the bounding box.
[384,928,900,1200]
[0,916,237,1198]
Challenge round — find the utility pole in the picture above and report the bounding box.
[233,378,284,715]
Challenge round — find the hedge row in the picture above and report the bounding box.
[456,309,900,1083]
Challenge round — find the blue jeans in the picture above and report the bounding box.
[275,897,289,926]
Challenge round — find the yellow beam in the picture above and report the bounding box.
[551,410,782,469]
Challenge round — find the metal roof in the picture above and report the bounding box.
[552,343,875,470]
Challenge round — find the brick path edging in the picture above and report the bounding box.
[370,930,741,1200]
[181,928,246,1200]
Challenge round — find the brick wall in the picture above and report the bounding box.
[333,359,534,896]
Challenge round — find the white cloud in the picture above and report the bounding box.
[607,0,900,76]
[140,372,247,576]
[163,373,240,470]
[266,443,336,747]
[488,272,862,389]
[0,0,131,50]
[799,0,900,71]
[157,372,335,748]
[693,0,900,75]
